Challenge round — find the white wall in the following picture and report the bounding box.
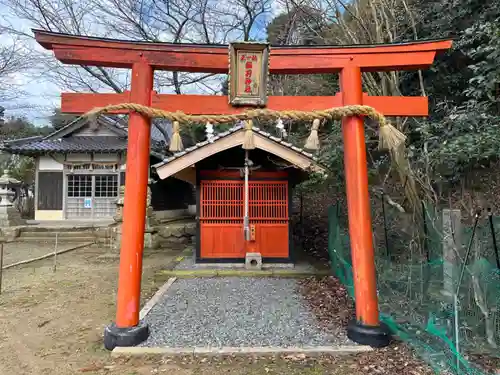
[119,154,126,170]
[35,210,63,220]
[66,153,91,162]
[38,156,63,171]
[94,153,119,162]
[73,124,118,137]
[38,154,122,170]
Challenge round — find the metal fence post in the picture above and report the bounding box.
[422,201,429,261]
[381,192,390,258]
[487,208,500,270]
[0,242,3,295]
[53,233,58,273]
[442,208,462,299]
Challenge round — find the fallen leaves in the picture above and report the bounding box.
[469,353,500,374]
[298,276,355,329]
[353,346,435,375]
[78,363,104,372]
[37,319,51,328]
[284,353,307,361]
[298,276,436,375]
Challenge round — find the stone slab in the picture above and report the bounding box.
[112,345,372,357]
[157,269,330,278]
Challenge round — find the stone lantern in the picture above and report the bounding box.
[0,170,20,205]
[0,170,24,226]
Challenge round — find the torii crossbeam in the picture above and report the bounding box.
[33,29,451,350]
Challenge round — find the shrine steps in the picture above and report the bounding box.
[2,225,112,244]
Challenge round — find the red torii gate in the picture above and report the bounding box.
[33,29,451,349]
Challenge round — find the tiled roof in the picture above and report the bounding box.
[154,124,320,168]
[0,135,45,145]
[5,136,129,153]
[1,117,170,156]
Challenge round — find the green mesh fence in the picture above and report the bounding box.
[328,204,500,375]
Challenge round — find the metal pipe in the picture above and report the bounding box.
[0,243,3,295]
[453,293,460,373]
[381,192,390,258]
[487,208,500,269]
[53,232,58,273]
[244,150,250,242]
[456,210,480,296]
[422,201,429,262]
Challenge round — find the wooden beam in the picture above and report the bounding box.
[62,91,131,109]
[52,47,442,73]
[54,47,229,71]
[62,93,429,117]
[35,30,452,73]
[172,168,196,185]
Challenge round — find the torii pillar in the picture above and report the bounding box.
[341,65,387,345]
[103,62,153,348]
[32,29,451,349]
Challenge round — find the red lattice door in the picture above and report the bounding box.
[200,179,289,259]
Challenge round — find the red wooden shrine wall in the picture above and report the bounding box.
[199,171,289,260]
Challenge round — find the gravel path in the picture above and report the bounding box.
[141,277,350,348]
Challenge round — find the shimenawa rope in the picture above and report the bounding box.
[84,103,406,152]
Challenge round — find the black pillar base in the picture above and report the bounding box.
[103,321,149,351]
[347,320,391,348]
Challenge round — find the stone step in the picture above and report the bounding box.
[156,221,196,238]
[19,226,104,233]
[19,231,97,238]
[17,235,96,243]
[157,216,196,225]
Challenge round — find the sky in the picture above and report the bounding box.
[0,4,60,125]
[0,1,284,127]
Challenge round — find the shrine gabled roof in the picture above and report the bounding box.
[41,115,170,144]
[153,124,327,181]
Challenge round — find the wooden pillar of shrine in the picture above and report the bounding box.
[340,65,390,347]
[104,62,153,350]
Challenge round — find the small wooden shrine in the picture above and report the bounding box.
[154,124,325,263]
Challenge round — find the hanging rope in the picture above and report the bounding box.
[85,102,406,152]
[243,120,255,150]
[304,119,321,150]
[169,121,183,152]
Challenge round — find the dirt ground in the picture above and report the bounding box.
[2,241,92,266]
[0,242,435,375]
[0,243,185,375]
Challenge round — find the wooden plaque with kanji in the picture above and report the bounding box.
[228,42,269,107]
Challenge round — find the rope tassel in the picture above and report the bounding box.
[169,121,184,152]
[242,120,255,150]
[378,121,406,151]
[304,119,321,150]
